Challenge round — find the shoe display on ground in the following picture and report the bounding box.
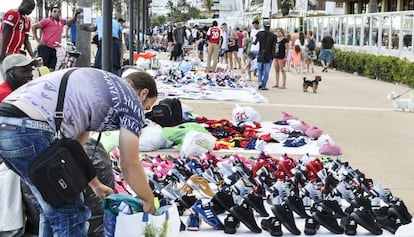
[261,217,283,236]
[388,199,412,225]
[212,190,235,212]
[311,206,344,234]
[192,199,224,230]
[229,204,262,233]
[244,193,269,217]
[350,208,382,235]
[304,217,320,235]
[271,204,301,235]
[321,199,347,218]
[223,214,240,234]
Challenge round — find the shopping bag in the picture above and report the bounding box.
[114,202,180,237]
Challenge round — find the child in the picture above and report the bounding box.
[245,52,258,81]
[292,45,302,73]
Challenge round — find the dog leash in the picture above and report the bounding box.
[392,88,412,99]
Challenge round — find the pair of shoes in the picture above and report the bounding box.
[192,199,224,230]
[229,204,262,233]
[285,196,309,218]
[350,207,382,235]
[322,67,328,72]
[224,214,240,234]
[271,204,301,235]
[261,217,283,236]
[311,205,344,234]
[304,217,320,235]
[186,174,215,197]
[374,207,402,234]
[187,213,201,231]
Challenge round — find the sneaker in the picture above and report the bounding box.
[180,219,186,231]
[229,204,262,233]
[192,199,224,230]
[321,199,347,218]
[186,213,201,231]
[244,193,269,217]
[376,214,401,234]
[350,208,382,235]
[304,217,320,235]
[261,217,283,236]
[177,194,197,210]
[161,183,184,200]
[340,216,357,235]
[271,204,301,235]
[224,214,240,234]
[388,199,412,225]
[186,159,204,176]
[186,174,215,197]
[311,205,344,234]
[285,196,309,218]
[212,191,235,212]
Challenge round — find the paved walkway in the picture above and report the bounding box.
[179,63,414,214]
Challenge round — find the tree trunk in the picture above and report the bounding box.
[77,0,92,67]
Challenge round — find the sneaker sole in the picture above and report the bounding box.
[312,212,344,234]
[350,212,382,235]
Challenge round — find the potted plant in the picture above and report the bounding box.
[278,0,295,16]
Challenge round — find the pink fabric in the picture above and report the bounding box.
[39,17,67,48]
[281,112,298,121]
[294,121,310,133]
[319,144,342,156]
[305,126,323,139]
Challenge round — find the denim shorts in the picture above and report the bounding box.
[0,116,91,236]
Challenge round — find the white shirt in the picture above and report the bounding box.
[250,28,263,51]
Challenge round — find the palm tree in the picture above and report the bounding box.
[201,0,213,18]
[166,0,175,16]
[177,0,190,13]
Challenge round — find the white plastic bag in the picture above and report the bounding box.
[115,203,180,237]
[317,134,335,147]
[140,122,173,151]
[180,131,216,156]
[232,104,261,126]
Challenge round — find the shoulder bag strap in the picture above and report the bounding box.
[55,68,78,134]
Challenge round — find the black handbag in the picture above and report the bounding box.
[28,69,99,208]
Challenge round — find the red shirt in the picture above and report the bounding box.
[237,31,244,48]
[1,9,31,54]
[207,26,221,44]
[0,82,13,102]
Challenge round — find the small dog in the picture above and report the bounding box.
[387,91,414,112]
[303,76,322,93]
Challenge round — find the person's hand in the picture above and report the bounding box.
[90,182,113,200]
[142,200,155,214]
[74,8,82,15]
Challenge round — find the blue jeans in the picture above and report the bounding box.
[257,61,272,88]
[0,117,91,236]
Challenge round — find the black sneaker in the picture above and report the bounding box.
[388,199,412,225]
[340,216,357,235]
[321,199,347,218]
[224,214,240,234]
[304,217,320,235]
[261,217,283,236]
[177,194,197,210]
[285,196,309,218]
[350,208,382,235]
[244,193,269,217]
[229,204,262,233]
[374,206,402,234]
[311,207,344,234]
[212,191,235,212]
[271,204,301,235]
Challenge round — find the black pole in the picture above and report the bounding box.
[129,0,134,65]
[143,0,147,51]
[137,0,141,53]
[102,0,113,72]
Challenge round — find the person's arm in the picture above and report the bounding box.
[31,22,44,45]
[24,34,35,58]
[0,24,12,62]
[119,127,155,214]
[66,8,81,26]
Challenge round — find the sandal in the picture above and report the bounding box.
[272,85,279,88]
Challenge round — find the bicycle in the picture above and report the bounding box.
[56,42,81,69]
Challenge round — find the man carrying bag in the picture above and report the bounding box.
[0,68,158,236]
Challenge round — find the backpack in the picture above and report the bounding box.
[147,98,183,127]
[308,38,316,51]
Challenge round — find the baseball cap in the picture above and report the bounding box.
[2,54,37,73]
[263,21,271,28]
